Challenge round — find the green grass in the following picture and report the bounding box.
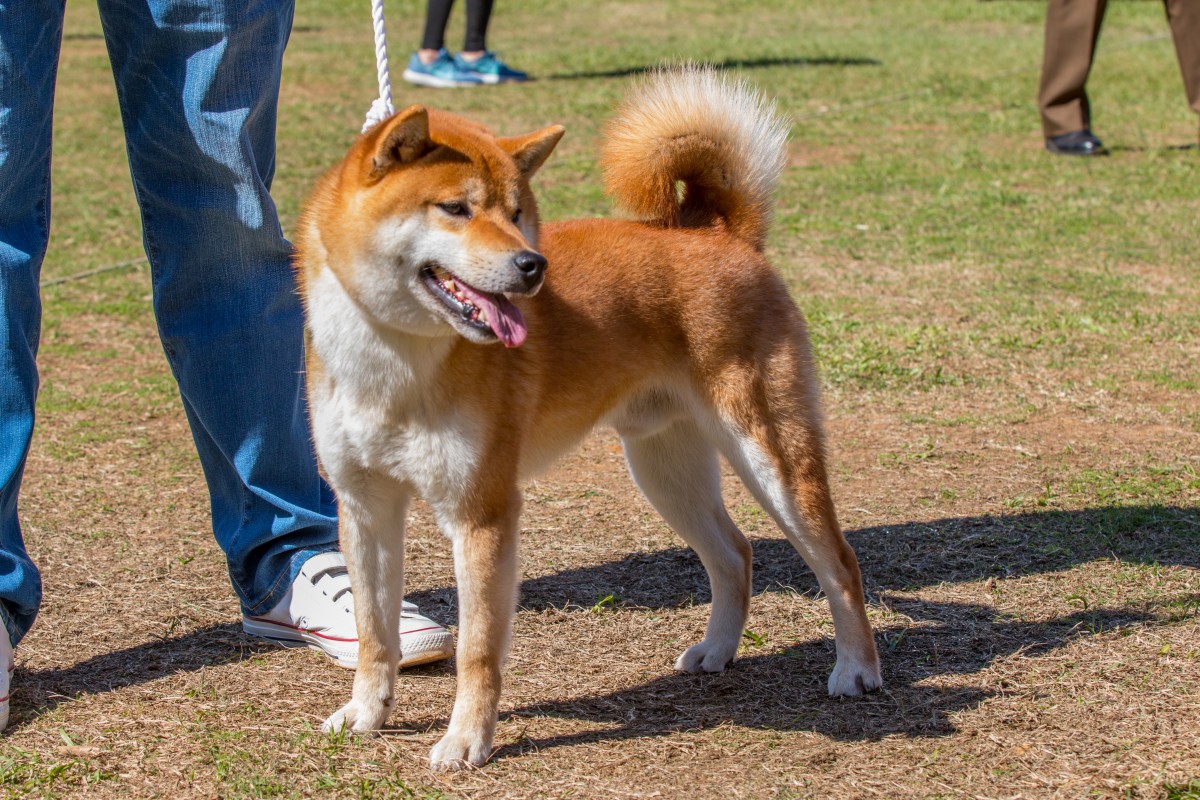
[0,748,116,798]
[48,1,1200,406]
[1167,780,1200,800]
[198,728,450,799]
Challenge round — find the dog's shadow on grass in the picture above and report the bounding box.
[451,503,1191,753]
[484,601,1153,758]
[507,504,1199,615]
[545,55,881,82]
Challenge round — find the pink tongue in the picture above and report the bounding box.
[457,282,527,348]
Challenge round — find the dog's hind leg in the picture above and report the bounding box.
[621,419,753,674]
[712,362,882,697]
[321,476,411,734]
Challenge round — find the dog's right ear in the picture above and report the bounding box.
[369,105,432,178]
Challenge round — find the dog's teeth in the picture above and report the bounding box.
[445,279,457,291]
[460,303,476,321]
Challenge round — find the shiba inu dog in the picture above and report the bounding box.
[294,66,881,770]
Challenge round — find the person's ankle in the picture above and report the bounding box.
[418,48,440,65]
[459,50,486,63]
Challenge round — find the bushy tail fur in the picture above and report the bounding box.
[601,65,790,252]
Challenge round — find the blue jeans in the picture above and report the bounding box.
[0,0,339,647]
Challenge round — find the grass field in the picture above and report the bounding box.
[4,0,1199,797]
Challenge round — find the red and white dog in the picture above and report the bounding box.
[294,66,881,770]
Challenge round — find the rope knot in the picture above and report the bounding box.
[362,96,395,133]
[363,0,394,133]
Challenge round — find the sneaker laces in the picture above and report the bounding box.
[300,552,354,607]
[300,553,426,616]
[309,565,353,605]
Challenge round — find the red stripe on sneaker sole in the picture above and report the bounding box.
[246,617,446,643]
[246,617,358,642]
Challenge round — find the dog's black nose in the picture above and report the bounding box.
[513,250,546,286]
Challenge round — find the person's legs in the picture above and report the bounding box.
[1163,0,1200,126]
[420,0,456,53]
[1038,0,1108,138]
[97,0,338,616]
[462,0,495,55]
[0,0,64,651]
[407,0,484,88]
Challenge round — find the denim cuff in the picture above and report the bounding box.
[240,544,340,617]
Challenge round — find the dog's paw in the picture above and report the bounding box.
[429,730,491,771]
[320,699,390,736]
[827,656,882,697]
[673,639,737,674]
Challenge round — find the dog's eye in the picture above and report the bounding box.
[437,201,470,218]
[511,209,522,225]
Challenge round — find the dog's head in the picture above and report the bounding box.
[301,105,563,348]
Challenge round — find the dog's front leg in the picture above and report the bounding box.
[429,494,521,771]
[322,480,411,735]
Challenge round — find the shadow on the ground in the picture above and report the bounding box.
[11,624,275,722]
[471,601,1154,754]
[545,55,881,81]
[11,622,451,726]
[508,504,1199,612]
[1107,143,1198,153]
[417,504,1184,752]
[12,505,1193,740]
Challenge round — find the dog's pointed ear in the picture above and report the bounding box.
[369,105,433,178]
[497,125,565,179]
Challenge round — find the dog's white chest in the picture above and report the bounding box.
[314,381,483,509]
[307,269,483,507]
[383,416,475,494]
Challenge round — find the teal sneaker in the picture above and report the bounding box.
[453,51,529,84]
[402,49,483,88]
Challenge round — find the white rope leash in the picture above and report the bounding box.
[362,0,396,133]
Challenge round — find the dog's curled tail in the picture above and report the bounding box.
[601,65,790,251]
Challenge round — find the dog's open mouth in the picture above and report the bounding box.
[421,264,527,348]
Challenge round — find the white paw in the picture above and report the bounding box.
[320,698,390,735]
[827,656,882,697]
[673,639,737,674]
[429,729,491,771]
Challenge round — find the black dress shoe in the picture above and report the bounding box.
[1045,129,1107,156]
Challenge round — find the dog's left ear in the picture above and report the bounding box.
[369,105,433,178]
[497,125,565,179]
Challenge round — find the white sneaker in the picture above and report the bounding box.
[242,552,454,669]
[0,632,12,732]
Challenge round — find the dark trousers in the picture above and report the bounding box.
[1038,0,1200,137]
[421,0,495,53]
